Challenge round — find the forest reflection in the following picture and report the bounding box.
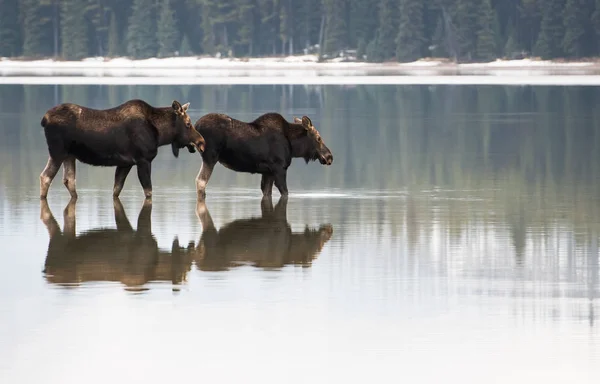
[0,83,598,320]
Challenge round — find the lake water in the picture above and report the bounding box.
[1,83,600,383]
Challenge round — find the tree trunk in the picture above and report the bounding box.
[318,14,325,61]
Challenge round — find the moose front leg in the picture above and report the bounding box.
[260,174,274,197]
[113,165,133,198]
[62,156,77,200]
[196,161,215,200]
[136,160,153,200]
[273,169,289,197]
[40,156,63,199]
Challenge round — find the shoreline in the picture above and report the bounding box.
[3,55,600,85]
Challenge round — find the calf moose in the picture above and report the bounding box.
[39,99,205,200]
[192,113,333,199]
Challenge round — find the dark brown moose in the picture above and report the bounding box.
[39,99,206,200]
[40,198,192,291]
[193,197,334,271]
[193,113,333,199]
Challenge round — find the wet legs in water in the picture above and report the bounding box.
[40,156,63,199]
[196,161,214,199]
[113,165,133,198]
[273,169,288,196]
[136,161,152,199]
[261,174,274,197]
[62,156,77,199]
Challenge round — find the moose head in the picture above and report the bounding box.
[171,100,206,158]
[293,116,333,165]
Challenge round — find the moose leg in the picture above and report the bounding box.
[273,169,289,197]
[136,161,153,199]
[40,199,61,238]
[113,165,133,198]
[62,156,77,199]
[195,199,216,231]
[261,194,274,217]
[260,174,274,197]
[196,161,215,199]
[113,197,134,232]
[63,198,77,239]
[40,156,63,199]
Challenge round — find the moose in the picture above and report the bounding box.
[193,197,334,271]
[39,99,206,200]
[192,112,333,199]
[40,198,192,291]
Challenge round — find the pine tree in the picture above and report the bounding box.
[518,0,543,54]
[279,0,293,55]
[0,0,20,57]
[201,0,216,54]
[21,0,52,57]
[61,0,89,60]
[85,0,109,56]
[127,0,158,59]
[396,0,426,62]
[256,0,279,55]
[157,0,179,57]
[535,0,566,59]
[563,0,593,57]
[476,0,497,61]
[593,0,600,39]
[107,10,121,57]
[323,0,348,56]
[180,34,192,56]
[376,0,400,61]
[349,0,378,51]
[237,0,256,55]
[503,20,520,58]
[453,0,480,60]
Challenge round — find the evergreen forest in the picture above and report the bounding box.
[1,0,600,62]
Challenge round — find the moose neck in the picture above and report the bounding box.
[150,108,179,146]
[287,123,313,159]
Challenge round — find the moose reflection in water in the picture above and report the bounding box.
[40,198,192,291]
[193,197,333,271]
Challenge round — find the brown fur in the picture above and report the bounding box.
[39,99,205,200]
[194,112,333,198]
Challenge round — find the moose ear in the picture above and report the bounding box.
[172,100,182,112]
[293,117,302,124]
[182,102,190,112]
[301,116,312,129]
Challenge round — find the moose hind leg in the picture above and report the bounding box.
[261,174,274,197]
[196,161,215,199]
[40,157,63,199]
[113,165,133,198]
[62,156,77,199]
[136,161,153,199]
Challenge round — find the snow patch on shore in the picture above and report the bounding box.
[2,55,600,84]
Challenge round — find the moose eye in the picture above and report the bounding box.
[317,137,322,143]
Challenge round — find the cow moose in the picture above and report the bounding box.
[39,99,206,200]
[192,113,333,199]
[193,197,334,271]
[40,198,192,291]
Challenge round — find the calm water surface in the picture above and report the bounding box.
[1,83,600,383]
